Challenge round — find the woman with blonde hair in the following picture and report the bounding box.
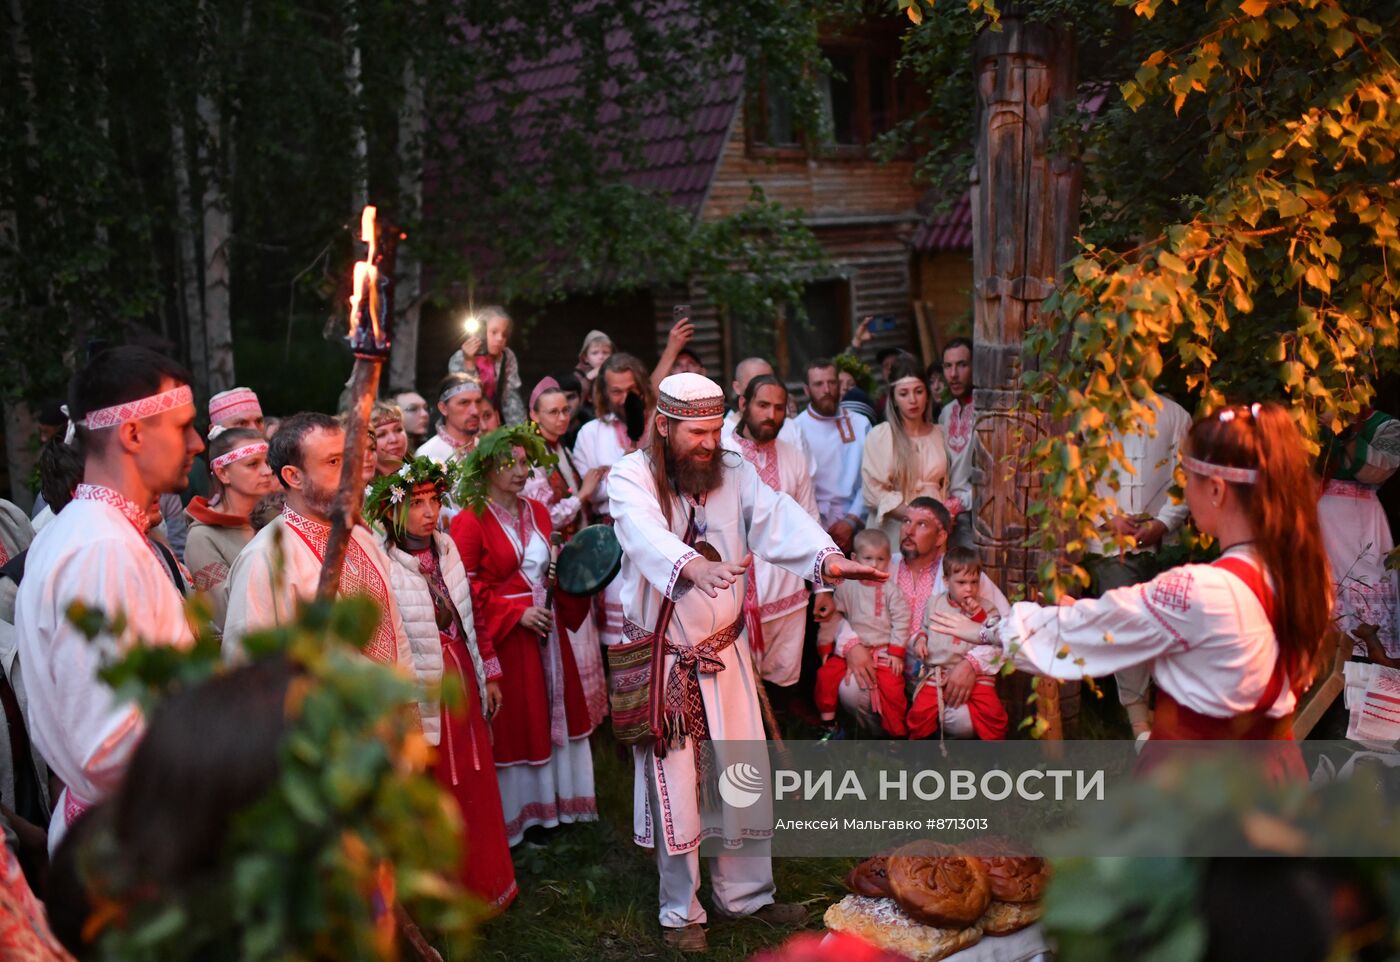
[860,356,950,546]
[370,401,410,477]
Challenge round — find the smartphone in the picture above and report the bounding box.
[673,304,691,325]
[870,314,898,332]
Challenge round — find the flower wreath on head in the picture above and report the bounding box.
[833,352,878,396]
[455,422,557,513]
[363,455,456,536]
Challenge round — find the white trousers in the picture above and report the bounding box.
[648,760,775,927]
[758,609,807,687]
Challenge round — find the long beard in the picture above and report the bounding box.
[666,443,724,497]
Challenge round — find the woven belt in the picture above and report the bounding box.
[661,615,743,809]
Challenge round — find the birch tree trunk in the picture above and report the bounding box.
[198,85,234,393]
[389,57,425,392]
[172,115,208,398]
[345,0,368,216]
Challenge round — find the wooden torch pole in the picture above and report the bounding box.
[317,205,395,600]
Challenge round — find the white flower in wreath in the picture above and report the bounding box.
[389,485,405,504]
[398,463,413,478]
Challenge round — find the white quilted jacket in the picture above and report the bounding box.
[382,531,488,746]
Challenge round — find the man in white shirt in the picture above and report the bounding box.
[573,352,652,645]
[794,358,869,555]
[609,372,884,951]
[222,412,411,668]
[841,497,1006,736]
[1090,392,1192,735]
[415,372,484,465]
[938,338,976,549]
[725,375,823,688]
[721,357,812,472]
[16,346,203,851]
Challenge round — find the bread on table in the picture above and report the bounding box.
[823,895,984,962]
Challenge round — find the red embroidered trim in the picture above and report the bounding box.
[1323,479,1379,500]
[502,795,598,841]
[734,436,781,491]
[211,441,267,470]
[74,484,150,532]
[657,390,724,420]
[945,399,973,454]
[1138,582,1190,651]
[759,588,808,621]
[281,507,399,664]
[192,562,229,592]
[82,384,194,429]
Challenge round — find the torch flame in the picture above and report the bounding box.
[347,205,381,345]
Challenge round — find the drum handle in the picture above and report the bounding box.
[543,531,563,611]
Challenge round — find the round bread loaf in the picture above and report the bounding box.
[887,854,991,928]
[978,856,1051,903]
[845,856,894,898]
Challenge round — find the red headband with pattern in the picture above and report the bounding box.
[81,385,195,430]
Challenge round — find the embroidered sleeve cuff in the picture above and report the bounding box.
[813,546,841,588]
[667,550,701,600]
[483,656,503,681]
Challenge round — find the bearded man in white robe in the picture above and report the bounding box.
[723,373,825,689]
[16,346,203,852]
[610,372,886,952]
[222,412,410,667]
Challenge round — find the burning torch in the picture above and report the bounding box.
[317,205,398,600]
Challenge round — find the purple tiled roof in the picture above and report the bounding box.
[911,189,972,252]
[451,10,744,218]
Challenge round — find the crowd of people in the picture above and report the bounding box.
[0,303,1391,956]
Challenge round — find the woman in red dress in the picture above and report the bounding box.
[450,425,598,846]
[369,456,517,911]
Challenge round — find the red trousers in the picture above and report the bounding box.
[907,674,1008,741]
[815,654,909,737]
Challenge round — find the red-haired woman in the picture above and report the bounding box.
[930,403,1332,773]
[451,427,597,846]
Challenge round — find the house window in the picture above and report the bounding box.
[732,278,851,381]
[748,40,908,156]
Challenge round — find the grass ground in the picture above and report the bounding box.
[454,681,1126,961]
[456,732,853,962]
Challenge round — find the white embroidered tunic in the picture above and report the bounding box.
[15,486,194,851]
[222,507,412,668]
[794,407,871,528]
[609,451,838,854]
[992,546,1295,719]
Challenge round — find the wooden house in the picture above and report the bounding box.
[419,13,975,394]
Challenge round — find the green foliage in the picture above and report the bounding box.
[1042,751,1400,959]
[363,454,456,537]
[456,421,557,513]
[894,0,1400,595]
[74,594,476,960]
[0,0,834,410]
[833,352,879,395]
[1025,0,1400,593]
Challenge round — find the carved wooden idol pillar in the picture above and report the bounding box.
[970,11,1080,592]
[969,10,1081,734]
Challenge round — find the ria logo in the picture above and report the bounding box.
[717,762,765,809]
